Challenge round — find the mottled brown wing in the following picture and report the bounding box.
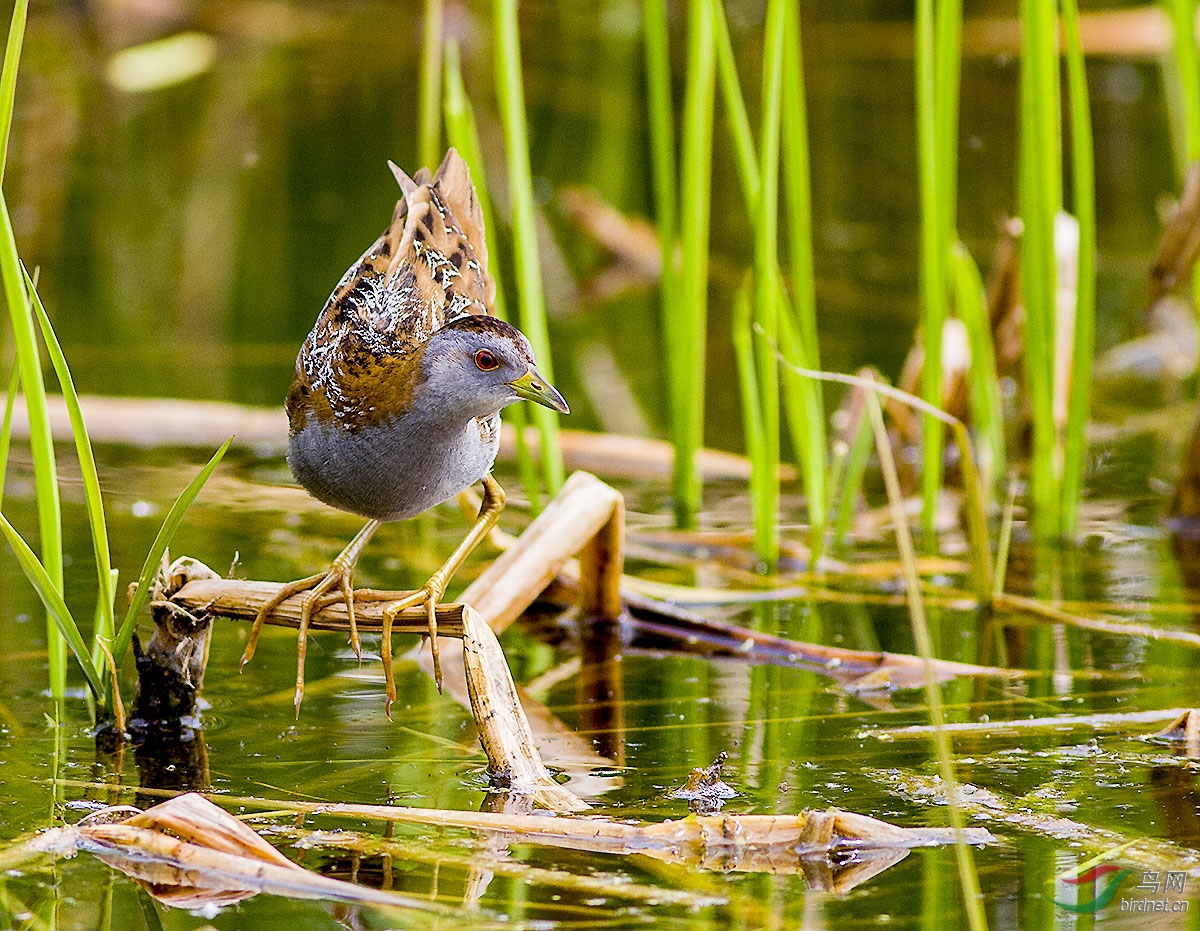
[289,150,495,431]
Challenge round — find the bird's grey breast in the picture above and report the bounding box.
[288,409,501,522]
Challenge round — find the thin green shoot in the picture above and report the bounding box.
[418,0,443,171]
[25,266,115,660]
[866,390,987,931]
[993,478,1018,601]
[493,0,564,495]
[110,437,234,680]
[831,395,874,552]
[0,364,17,508]
[1059,0,1096,536]
[671,0,716,526]
[1018,0,1064,537]
[442,38,541,508]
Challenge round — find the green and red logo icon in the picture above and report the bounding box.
[1054,865,1134,913]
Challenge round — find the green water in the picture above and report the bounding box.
[2,1,1198,928]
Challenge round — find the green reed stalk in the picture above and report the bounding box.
[442,39,541,509]
[1167,0,1200,163]
[749,0,785,567]
[25,269,115,665]
[712,5,756,207]
[418,0,443,170]
[779,2,826,558]
[493,0,564,495]
[713,1,826,558]
[641,0,681,513]
[1059,0,1096,537]
[1019,0,1063,538]
[951,244,1004,507]
[867,391,986,931]
[672,0,716,526]
[0,0,24,175]
[915,0,946,537]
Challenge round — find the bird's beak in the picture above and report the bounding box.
[507,366,569,414]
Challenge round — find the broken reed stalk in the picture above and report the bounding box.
[167,471,624,811]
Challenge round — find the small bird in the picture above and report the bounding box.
[241,149,568,714]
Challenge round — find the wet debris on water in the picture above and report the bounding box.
[22,793,455,915]
[1153,709,1200,758]
[669,750,738,814]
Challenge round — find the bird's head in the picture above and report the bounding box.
[418,316,569,421]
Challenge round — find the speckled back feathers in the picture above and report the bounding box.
[287,149,495,433]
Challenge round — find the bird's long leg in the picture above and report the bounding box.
[240,518,381,715]
[378,473,506,708]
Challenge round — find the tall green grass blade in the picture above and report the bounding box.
[0,227,65,697]
[935,0,962,245]
[831,398,874,552]
[442,38,540,509]
[0,512,104,698]
[0,364,17,508]
[915,0,946,537]
[1167,0,1200,163]
[1019,0,1063,538]
[951,243,1004,505]
[493,0,564,495]
[0,0,26,175]
[642,0,677,261]
[711,3,757,205]
[749,0,785,568]
[111,437,233,679]
[418,0,443,171]
[24,266,116,656]
[780,2,825,556]
[672,0,716,526]
[1059,0,1096,536]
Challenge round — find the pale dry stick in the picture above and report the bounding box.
[996,592,1200,648]
[49,785,996,865]
[460,607,588,811]
[866,391,986,931]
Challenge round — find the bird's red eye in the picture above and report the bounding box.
[474,349,500,371]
